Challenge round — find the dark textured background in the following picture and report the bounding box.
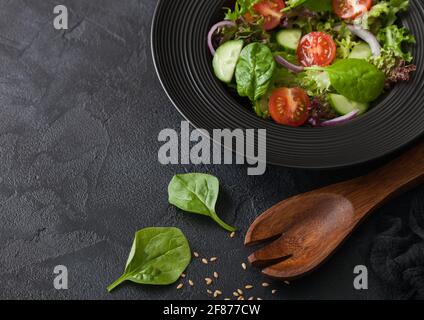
[0,0,422,300]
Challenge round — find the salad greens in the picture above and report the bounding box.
[210,0,416,127]
[236,43,276,101]
[107,227,191,292]
[168,173,236,232]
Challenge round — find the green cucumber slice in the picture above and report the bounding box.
[276,29,302,52]
[212,40,244,83]
[329,94,369,115]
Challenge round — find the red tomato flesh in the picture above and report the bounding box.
[269,87,310,127]
[297,32,337,67]
[333,0,372,20]
[253,0,285,31]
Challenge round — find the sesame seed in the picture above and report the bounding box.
[224,298,231,301]
[188,280,194,286]
[207,289,213,294]
[237,289,243,295]
[257,297,263,300]
[230,231,236,238]
[262,282,269,287]
[272,289,277,294]
[245,285,253,289]
[233,291,239,297]
[213,290,222,298]
[284,281,290,285]
[180,273,186,278]
[193,252,199,258]
[241,263,247,270]
[237,296,244,300]
[248,297,254,300]
[213,272,219,279]
[205,278,213,285]
[176,283,183,289]
[210,257,218,262]
[202,258,208,264]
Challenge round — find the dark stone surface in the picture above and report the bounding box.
[0,0,422,300]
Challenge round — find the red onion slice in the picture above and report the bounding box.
[274,55,305,73]
[321,110,359,127]
[207,20,236,55]
[334,24,381,56]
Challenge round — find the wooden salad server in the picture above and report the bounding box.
[245,140,424,280]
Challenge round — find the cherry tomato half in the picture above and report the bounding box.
[333,0,372,20]
[253,0,285,31]
[269,87,310,127]
[297,32,337,67]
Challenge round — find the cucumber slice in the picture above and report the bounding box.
[348,42,372,59]
[329,94,369,115]
[213,40,244,83]
[276,29,302,52]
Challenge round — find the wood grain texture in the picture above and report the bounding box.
[245,141,424,280]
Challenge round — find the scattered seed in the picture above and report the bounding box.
[241,263,247,270]
[237,289,243,295]
[188,280,194,286]
[257,297,263,300]
[233,291,239,297]
[248,297,254,300]
[210,257,218,262]
[213,290,222,298]
[245,285,253,289]
[237,296,245,300]
[202,258,208,264]
[205,278,213,285]
[180,273,186,278]
[284,281,290,285]
[207,289,213,294]
[176,283,183,289]
[213,272,219,279]
[230,231,236,238]
[193,252,199,258]
[262,282,270,287]
[224,298,231,301]
[272,289,277,294]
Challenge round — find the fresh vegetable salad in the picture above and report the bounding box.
[209,0,416,127]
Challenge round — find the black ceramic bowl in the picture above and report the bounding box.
[151,0,424,168]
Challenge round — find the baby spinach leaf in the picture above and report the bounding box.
[168,173,236,232]
[107,227,191,292]
[309,59,385,103]
[235,43,276,101]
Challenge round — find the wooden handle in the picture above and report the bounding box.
[338,140,424,220]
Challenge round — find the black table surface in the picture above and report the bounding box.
[0,0,422,300]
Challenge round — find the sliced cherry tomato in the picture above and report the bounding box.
[253,0,285,31]
[297,32,337,67]
[269,87,310,127]
[333,0,372,20]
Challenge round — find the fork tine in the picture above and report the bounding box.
[248,236,292,267]
[261,255,312,280]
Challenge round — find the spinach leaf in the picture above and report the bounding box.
[168,173,236,232]
[107,227,191,292]
[235,43,276,101]
[308,59,385,103]
[284,0,331,12]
